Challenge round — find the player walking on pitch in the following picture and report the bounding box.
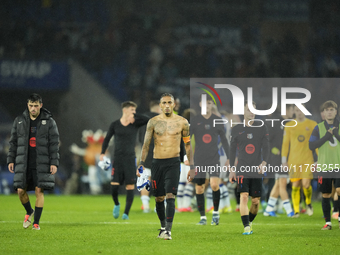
[137,93,195,240]
[309,100,340,230]
[229,101,269,235]
[7,93,60,230]
[190,98,230,225]
[100,101,149,220]
[281,105,317,217]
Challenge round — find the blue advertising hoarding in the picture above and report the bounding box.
[0,60,70,90]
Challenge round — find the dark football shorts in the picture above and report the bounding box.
[111,156,137,185]
[193,161,220,186]
[151,157,180,197]
[317,171,340,194]
[237,175,262,197]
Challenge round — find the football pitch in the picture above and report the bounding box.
[0,195,339,255]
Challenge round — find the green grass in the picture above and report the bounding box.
[0,195,339,255]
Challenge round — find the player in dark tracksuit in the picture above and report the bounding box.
[229,101,269,235]
[100,101,149,220]
[190,98,230,226]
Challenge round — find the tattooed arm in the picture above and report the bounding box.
[182,119,195,181]
[137,119,154,177]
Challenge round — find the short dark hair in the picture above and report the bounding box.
[121,101,137,109]
[27,93,42,104]
[320,100,338,112]
[149,100,159,109]
[160,93,174,102]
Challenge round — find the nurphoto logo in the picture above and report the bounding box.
[193,79,312,128]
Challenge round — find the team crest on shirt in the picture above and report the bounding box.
[42,120,46,125]
[205,124,210,130]
[306,127,309,131]
[247,133,253,139]
[298,135,305,142]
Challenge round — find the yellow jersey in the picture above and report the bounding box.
[282,118,317,167]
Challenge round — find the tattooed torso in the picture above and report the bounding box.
[150,114,186,159]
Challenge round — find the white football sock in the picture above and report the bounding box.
[282,199,293,215]
[266,197,278,212]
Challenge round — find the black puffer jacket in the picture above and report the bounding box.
[7,108,59,190]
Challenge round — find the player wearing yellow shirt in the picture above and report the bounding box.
[282,106,317,217]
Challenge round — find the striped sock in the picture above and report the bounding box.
[282,199,293,215]
[183,183,194,208]
[219,184,225,210]
[177,182,185,209]
[266,197,278,212]
[206,186,213,210]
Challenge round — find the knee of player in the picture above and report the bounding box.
[155,196,165,203]
[195,184,205,194]
[166,193,175,200]
[322,193,332,198]
[125,184,135,190]
[240,193,249,203]
[35,187,44,196]
[17,188,26,197]
[302,183,310,190]
[210,183,219,191]
[251,197,260,205]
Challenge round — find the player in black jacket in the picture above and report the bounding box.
[229,101,269,235]
[7,93,59,230]
[100,101,149,220]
